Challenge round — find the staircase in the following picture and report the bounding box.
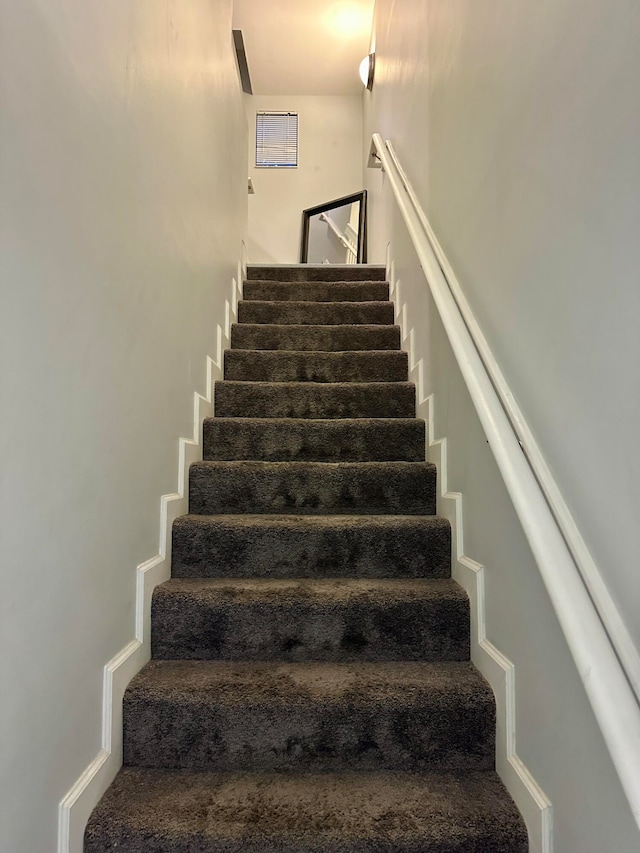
[85,265,527,852]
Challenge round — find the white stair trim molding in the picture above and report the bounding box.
[427,413,553,853]
[57,277,240,853]
[390,251,553,853]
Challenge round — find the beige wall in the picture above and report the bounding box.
[0,1,246,849]
[365,0,640,850]
[246,94,363,262]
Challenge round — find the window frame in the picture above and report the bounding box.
[255,111,299,169]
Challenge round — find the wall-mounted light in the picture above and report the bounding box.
[359,52,375,90]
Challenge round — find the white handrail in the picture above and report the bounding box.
[319,212,358,261]
[384,140,640,702]
[371,132,640,828]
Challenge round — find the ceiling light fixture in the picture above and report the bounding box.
[359,52,375,90]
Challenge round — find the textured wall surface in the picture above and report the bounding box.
[246,94,363,262]
[364,0,640,850]
[0,0,246,849]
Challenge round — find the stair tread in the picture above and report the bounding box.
[246,264,387,281]
[176,511,446,526]
[171,512,450,579]
[243,280,390,302]
[238,301,395,326]
[233,323,400,331]
[214,381,416,419]
[245,280,388,285]
[152,577,468,662]
[156,576,465,605]
[193,459,433,469]
[246,280,389,285]
[128,659,488,701]
[205,416,423,425]
[216,380,414,388]
[227,348,406,354]
[124,659,490,770]
[189,461,436,516]
[240,300,393,306]
[203,416,425,456]
[85,767,527,852]
[231,324,401,351]
[224,350,408,383]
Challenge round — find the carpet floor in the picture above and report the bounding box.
[85,264,528,852]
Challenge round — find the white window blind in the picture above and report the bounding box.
[255,112,298,168]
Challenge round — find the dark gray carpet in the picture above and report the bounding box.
[203,418,425,461]
[214,381,415,419]
[231,323,401,351]
[150,578,470,662]
[246,265,387,281]
[243,280,389,302]
[239,300,395,325]
[188,461,436,515]
[85,768,527,853]
[224,350,409,383]
[85,263,528,851]
[171,514,451,579]
[123,661,493,772]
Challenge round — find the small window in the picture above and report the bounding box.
[255,112,298,168]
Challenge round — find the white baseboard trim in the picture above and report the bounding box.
[57,278,241,853]
[390,259,553,853]
[427,421,553,853]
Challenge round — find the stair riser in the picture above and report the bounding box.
[123,697,494,774]
[247,265,387,281]
[224,350,408,383]
[85,767,529,853]
[243,280,389,302]
[238,301,395,326]
[214,382,415,419]
[189,462,436,516]
[231,324,401,351]
[171,515,451,579]
[203,418,424,462]
[151,592,469,663]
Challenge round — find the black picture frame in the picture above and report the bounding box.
[300,190,367,264]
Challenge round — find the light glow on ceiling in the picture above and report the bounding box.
[326,2,371,38]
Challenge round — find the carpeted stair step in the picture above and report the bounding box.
[151,578,469,662]
[231,323,400,351]
[214,381,415,419]
[243,279,389,302]
[171,514,451,579]
[122,660,493,772]
[203,418,424,462]
[224,350,408,383]
[247,264,387,281]
[85,766,528,853]
[189,461,436,515]
[238,300,395,326]
[85,259,529,849]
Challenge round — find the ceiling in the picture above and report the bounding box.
[232,0,375,95]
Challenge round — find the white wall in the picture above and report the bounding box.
[365,0,640,850]
[246,95,363,262]
[0,1,246,850]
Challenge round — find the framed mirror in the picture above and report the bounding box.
[300,191,367,264]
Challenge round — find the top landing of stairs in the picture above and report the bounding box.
[247,264,387,282]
